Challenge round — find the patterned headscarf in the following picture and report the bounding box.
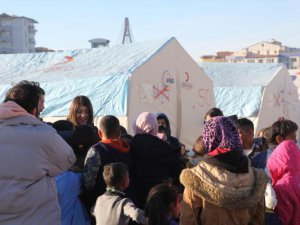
[202,116,242,153]
[133,112,159,136]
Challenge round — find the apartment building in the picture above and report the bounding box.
[279,53,300,70]
[0,13,37,54]
[200,39,300,69]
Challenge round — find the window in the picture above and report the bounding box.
[261,44,264,47]
[258,59,263,63]
[292,58,297,62]
[274,50,277,54]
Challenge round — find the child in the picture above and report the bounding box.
[83,115,133,210]
[267,140,300,225]
[252,119,298,225]
[237,118,263,159]
[93,162,147,225]
[186,136,205,168]
[256,126,272,152]
[145,183,180,225]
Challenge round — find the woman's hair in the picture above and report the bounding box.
[204,107,223,121]
[67,96,94,126]
[257,126,272,147]
[271,119,298,145]
[145,183,178,225]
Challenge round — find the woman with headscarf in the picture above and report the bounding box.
[180,116,268,225]
[131,112,183,208]
[157,113,181,149]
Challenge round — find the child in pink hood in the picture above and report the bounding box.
[267,140,300,225]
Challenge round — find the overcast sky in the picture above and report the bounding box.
[2,0,299,60]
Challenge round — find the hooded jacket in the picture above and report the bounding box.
[180,149,268,225]
[0,101,76,225]
[267,140,300,225]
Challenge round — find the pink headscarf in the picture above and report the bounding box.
[133,112,166,140]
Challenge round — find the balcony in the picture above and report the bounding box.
[28,26,37,33]
[29,38,36,45]
[0,36,11,42]
[0,46,12,54]
[0,24,11,32]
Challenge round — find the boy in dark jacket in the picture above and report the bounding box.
[83,115,134,210]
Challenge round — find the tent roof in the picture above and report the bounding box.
[200,62,282,87]
[0,38,175,117]
[199,62,284,118]
[0,37,174,83]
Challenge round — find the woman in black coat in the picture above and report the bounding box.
[131,112,183,208]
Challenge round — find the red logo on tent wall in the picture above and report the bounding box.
[184,72,189,82]
[55,56,74,65]
[43,55,75,72]
[153,71,175,102]
[181,72,193,90]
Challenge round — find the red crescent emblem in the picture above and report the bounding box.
[184,72,189,82]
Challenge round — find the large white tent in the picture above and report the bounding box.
[289,69,300,101]
[201,62,300,134]
[0,37,215,147]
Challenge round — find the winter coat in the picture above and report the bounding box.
[252,146,281,225]
[267,140,300,225]
[93,191,147,225]
[130,134,183,208]
[180,153,268,225]
[83,141,134,209]
[56,172,91,225]
[0,101,76,225]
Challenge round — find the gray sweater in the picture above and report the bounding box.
[93,191,147,225]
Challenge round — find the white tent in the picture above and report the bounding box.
[200,62,300,134]
[0,37,215,147]
[289,69,300,101]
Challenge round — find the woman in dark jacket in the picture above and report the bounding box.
[156,113,181,150]
[131,112,183,208]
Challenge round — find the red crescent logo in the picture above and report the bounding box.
[184,72,189,82]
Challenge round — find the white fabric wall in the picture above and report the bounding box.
[128,39,214,148]
[257,67,300,132]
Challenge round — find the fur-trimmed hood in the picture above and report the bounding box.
[180,159,268,209]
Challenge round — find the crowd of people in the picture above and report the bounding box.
[0,80,299,225]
